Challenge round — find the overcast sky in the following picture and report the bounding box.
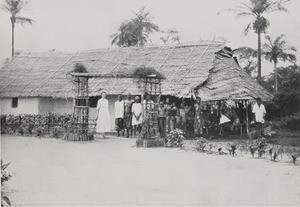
[0,0,299,76]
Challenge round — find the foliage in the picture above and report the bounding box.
[72,63,88,73]
[271,112,300,131]
[133,66,165,79]
[133,66,165,93]
[196,137,208,151]
[1,160,12,206]
[1,113,73,138]
[263,34,297,92]
[1,0,34,57]
[262,65,300,125]
[263,34,297,65]
[265,93,300,119]
[220,0,290,35]
[261,65,300,93]
[166,129,185,147]
[159,28,181,45]
[1,0,34,25]
[234,46,258,76]
[110,7,159,47]
[220,0,290,81]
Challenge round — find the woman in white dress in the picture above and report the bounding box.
[96,91,111,138]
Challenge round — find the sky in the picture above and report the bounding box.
[0,0,299,76]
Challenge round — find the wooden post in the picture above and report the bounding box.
[246,100,249,137]
[239,101,243,137]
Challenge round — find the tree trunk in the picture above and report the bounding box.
[12,22,15,58]
[257,32,262,83]
[274,62,278,93]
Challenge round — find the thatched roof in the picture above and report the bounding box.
[198,57,273,101]
[0,41,272,101]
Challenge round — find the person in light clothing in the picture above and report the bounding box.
[252,97,266,137]
[114,94,124,137]
[132,96,143,136]
[96,91,111,138]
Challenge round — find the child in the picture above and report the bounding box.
[132,96,143,136]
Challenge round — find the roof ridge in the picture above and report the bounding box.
[15,41,225,58]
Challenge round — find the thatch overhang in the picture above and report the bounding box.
[0,41,273,101]
[197,57,273,101]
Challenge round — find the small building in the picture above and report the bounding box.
[0,41,272,131]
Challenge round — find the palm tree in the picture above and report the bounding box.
[263,34,297,93]
[220,0,290,82]
[110,7,159,47]
[1,0,34,58]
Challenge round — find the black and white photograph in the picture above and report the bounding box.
[1,0,300,206]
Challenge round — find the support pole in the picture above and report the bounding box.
[246,100,249,137]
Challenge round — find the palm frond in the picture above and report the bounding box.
[262,43,272,51]
[279,53,297,63]
[263,51,273,62]
[1,4,10,12]
[235,11,254,19]
[243,21,253,36]
[15,16,34,25]
[265,35,273,47]
[265,0,290,13]
[284,46,297,52]
[274,34,285,46]
[217,7,243,15]
[111,35,119,46]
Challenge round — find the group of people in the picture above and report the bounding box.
[96,92,153,138]
[96,90,266,139]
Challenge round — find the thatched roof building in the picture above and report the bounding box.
[0,41,272,101]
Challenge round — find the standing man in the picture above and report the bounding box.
[124,93,134,137]
[179,101,187,134]
[157,100,167,139]
[165,98,172,133]
[192,88,204,138]
[186,103,195,139]
[252,97,266,138]
[169,102,179,130]
[114,94,124,137]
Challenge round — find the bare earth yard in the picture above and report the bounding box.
[1,135,300,206]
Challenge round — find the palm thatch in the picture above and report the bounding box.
[198,57,272,101]
[0,41,272,101]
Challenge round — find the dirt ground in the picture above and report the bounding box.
[1,135,300,206]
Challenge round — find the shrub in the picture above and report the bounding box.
[196,137,208,151]
[1,114,74,138]
[271,112,300,131]
[265,92,300,120]
[166,129,185,147]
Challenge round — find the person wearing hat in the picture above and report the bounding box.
[132,96,143,136]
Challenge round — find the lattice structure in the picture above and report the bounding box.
[66,72,165,142]
[72,76,90,141]
[140,77,162,140]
